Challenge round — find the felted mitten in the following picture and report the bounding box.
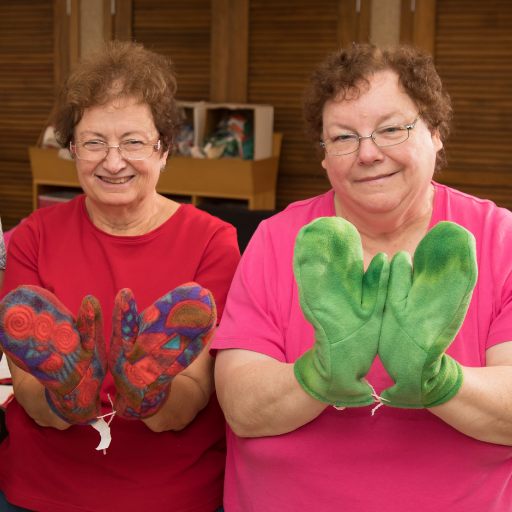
[293,217,389,407]
[0,285,107,424]
[378,221,478,408]
[109,283,217,420]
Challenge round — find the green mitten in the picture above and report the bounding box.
[378,221,478,408]
[293,217,389,407]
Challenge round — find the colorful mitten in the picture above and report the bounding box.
[109,284,217,420]
[0,285,107,424]
[378,221,478,408]
[293,217,389,407]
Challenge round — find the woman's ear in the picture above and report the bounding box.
[432,129,443,153]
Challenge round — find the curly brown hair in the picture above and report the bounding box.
[53,40,182,153]
[303,43,452,170]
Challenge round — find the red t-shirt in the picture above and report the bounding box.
[0,196,240,512]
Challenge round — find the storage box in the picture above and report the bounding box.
[200,103,274,160]
[177,100,207,148]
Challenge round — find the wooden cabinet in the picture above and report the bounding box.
[29,133,282,211]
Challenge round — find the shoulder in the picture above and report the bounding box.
[260,190,335,241]
[240,190,335,271]
[433,182,512,233]
[177,203,236,235]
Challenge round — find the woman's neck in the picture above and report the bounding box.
[334,184,435,267]
[85,193,179,236]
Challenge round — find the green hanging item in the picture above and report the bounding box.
[293,217,389,407]
[378,221,478,408]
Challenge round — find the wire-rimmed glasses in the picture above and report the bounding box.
[70,139,161,161]
[320,115,421,156]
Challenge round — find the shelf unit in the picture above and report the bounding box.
[29,133,282,211]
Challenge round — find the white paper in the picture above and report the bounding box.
[91,417,112,452]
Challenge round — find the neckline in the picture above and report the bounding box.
[79,194,185,240]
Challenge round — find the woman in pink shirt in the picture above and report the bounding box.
[213,43,512,511]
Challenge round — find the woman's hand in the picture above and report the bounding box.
[378,222,477,408]
[109,284,216,424]
[293,217,389,407]
[0,286,107,425]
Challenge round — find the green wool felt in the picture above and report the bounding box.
[379,221,478,408]
[293,217,389,407]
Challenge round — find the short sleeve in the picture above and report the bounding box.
[193,223,240,323]
[211,221,291,362]
[0,219,5,270]
[487,269,512,348]
[0,214,42,300]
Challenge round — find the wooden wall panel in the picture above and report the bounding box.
[248,0,341,210]
[132,0,211,102]
[434,0,512,209]
[0,1,54,230]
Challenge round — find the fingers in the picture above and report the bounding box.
[293,217,365,335]
[412,221,478,303]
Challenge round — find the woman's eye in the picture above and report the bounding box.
[333,134,354,143]
[83,141,105,149]
[124,140,144,147]
[379,126,406,135]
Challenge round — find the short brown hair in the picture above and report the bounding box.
[53,40,182,152]
[302,43,452,169]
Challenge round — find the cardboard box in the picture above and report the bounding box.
[200,103,274,160]
[177,100,207,147]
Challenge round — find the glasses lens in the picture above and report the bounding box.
[120,141,154,160]
[373,124,409,147]
[76,142,108,161]
[324,134,359,156]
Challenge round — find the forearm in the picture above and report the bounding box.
[430,365,512,445]
[142,346,216,432]
[216,350,327,438]
[7,358,70,430]
[142,373,211,432]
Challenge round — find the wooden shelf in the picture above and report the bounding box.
[29,133,282,211]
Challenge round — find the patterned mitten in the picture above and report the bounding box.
[293,217,389,407]
[0,285,107,424]
[378,221,477,408]
[109,283,217,420]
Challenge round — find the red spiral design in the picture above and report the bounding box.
[40,352,64,372]
[33,312,56,343]
[76,369,99,408]
[142,304,160,324]
[3,305,36,340]
[52,323,79,353]
[123,361,147,389]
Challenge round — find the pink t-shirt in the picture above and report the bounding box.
[212,183,512,512]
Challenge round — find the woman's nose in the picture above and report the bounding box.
[102,146,126,173]
[357,136,384,164]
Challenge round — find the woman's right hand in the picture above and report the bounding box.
[293,217,389,408]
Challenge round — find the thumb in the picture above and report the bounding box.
[110,288,139,360]
[362,252,390,314]
[387,251,413,312]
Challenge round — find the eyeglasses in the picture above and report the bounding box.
[70,139,161,161]
[320,115,421,156]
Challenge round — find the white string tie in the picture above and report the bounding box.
[369,384,389,416]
